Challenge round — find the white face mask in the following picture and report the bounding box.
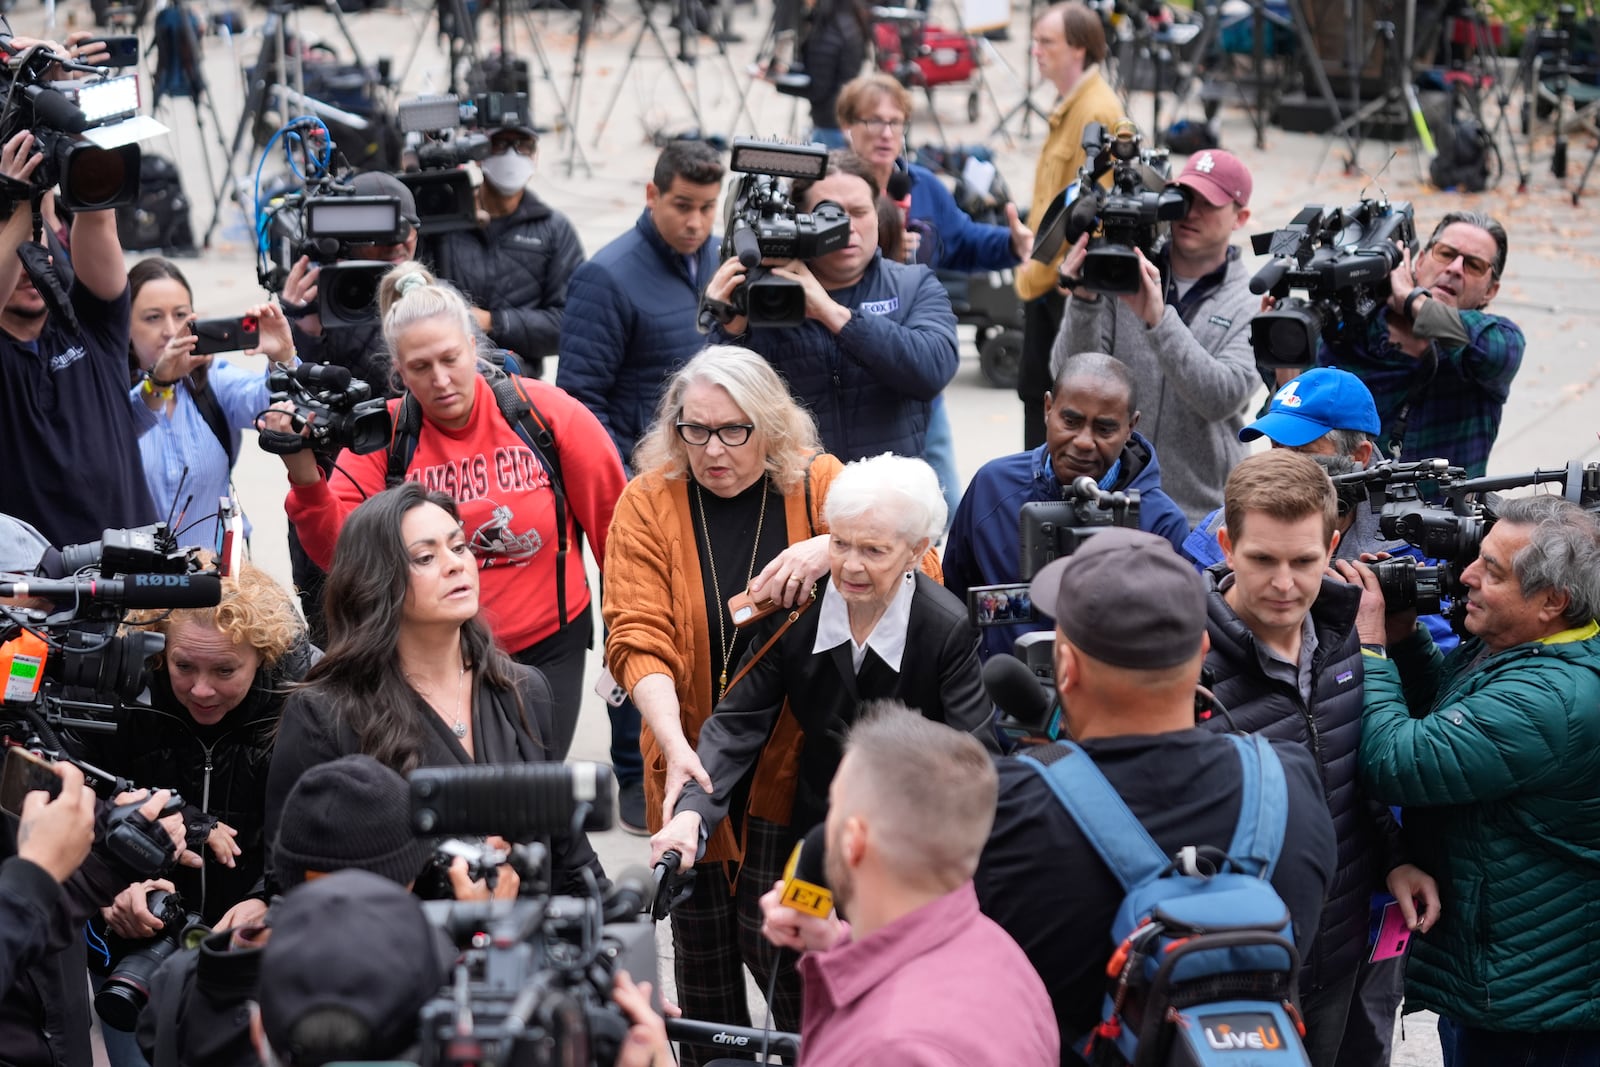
[479,151,535,196]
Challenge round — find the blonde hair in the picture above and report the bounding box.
[136,560,303,668]
[376,263,490,381]
[835,73,914,128]
[632,345,822,494]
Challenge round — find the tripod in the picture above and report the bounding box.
[1314,0,1437,179]
[992,0,1052,140]
[205,2,301,248]
[149,0,232,240]
[397,0,483,94]
[485,0,580,134]
[1571,4,1600,203]
[559,0,599,175]
[593,0,757,142]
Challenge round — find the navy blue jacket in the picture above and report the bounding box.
[944,433,1188,659]
[712,254,958,461]
[557,210,719,467]
[906,162,1018,274]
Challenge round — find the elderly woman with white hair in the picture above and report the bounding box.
[650,451,990,1035]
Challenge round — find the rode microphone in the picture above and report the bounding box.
[983,651,1062,744]
[780,822,833,919]
[0,573,223,609]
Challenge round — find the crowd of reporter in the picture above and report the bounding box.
[0,7,1594,1067]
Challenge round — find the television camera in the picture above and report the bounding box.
[395,90,531,234]
[1052,119,1187,295]
[1331,458,1600,629]
[1248,197,1416,369]
[702,139,851,330]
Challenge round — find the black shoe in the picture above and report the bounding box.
[618,780,648,836]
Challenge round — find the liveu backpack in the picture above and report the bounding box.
[1021,733,1309,1066]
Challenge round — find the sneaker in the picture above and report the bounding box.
[618,780,649,836]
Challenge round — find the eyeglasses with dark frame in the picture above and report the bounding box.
[1425,242,1495,279]
[675,421,755,447]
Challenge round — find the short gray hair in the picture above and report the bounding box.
[1321,428,1372,459]
[1052,351,1137,414]
[823,453,946,544]
[1429,210,1508,279]
[837,701,997,890]
[1495,496,1600,625]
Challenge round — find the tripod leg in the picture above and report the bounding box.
[593,16,654,143]
[1573,137,1600,204]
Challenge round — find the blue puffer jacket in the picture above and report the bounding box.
[905,162,1018,274]
[943,434,1188,660]
[557,210,720,467]
[712,253,958,461]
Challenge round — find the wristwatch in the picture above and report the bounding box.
[1404,286,1430,319]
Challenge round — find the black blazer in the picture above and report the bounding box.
[678,572,991,835]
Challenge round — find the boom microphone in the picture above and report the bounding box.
[779,822,832,919]
[22,85,89,134]
[602,866,655,922]
[0,573,222,609]
[983,653,1053,728]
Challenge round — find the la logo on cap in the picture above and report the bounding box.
[1275,380,1303,408]
[1195,152,1216,173]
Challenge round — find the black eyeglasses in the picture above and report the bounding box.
[1425,242,1494,279]
[675,421,755,447]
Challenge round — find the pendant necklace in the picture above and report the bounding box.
[696,478,769,700]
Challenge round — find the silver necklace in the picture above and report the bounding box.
[407,663,469,738]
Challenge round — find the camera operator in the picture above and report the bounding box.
[973,528,1336,1062]
[279,171,419,393]
[1317,211,1522,479]
[1184,368,1388,569]
[1014,1,1120,449]
[705,150,959,462]
[0,762,96,997]
[0,778,197,1067]
[755,703,1059,1062]
[944,352,1188,660]
[1342,497,1600,1064]
[0,118,158,546]
[1050,149,1259,524]
[134,754,512,1067]
[432,123,586,378]
[1201,450,1438,1067]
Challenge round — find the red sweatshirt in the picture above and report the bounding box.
[287,375,626,654]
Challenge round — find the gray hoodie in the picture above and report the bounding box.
[1051,249,1261,523]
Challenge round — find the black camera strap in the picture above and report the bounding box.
[1387,346,1440,462]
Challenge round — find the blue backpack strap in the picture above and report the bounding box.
[1222,733,1288,881]
[1019,743,1169,892]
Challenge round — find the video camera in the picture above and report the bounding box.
[395,91,531,234]
[258,140,411,327]
[400,762,662,1067]
[0,41,155,212]
[1054,119,1187,294]
[257,362,392,457]
[1331,458,1600,629]
[1248,197,1416,369]
[92,886,206,1031]
[705,139,851,329]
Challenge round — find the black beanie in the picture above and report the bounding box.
[274,754,432,889]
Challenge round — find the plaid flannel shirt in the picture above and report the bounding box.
[1320,307,1525,476]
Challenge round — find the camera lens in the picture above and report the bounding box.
[58,144,139,211]
[94,935,186,1032]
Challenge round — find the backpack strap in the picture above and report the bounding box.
[1019,743,1170,891]
[187,379,237,468]
[386,392,424,488]
[492,374,583,633]
[1223,733,1288,881]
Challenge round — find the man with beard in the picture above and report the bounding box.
[944,352,1187,659]
[0,127,157,544]
[755,702,1059,1065]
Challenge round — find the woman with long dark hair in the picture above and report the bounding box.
[264,482,605,894]
[126,257,293,531]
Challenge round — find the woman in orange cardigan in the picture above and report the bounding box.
[603,345,840,1059]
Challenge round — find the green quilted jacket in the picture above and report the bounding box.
[1358,622,1600,1032]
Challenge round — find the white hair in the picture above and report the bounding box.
[824,454,946,544]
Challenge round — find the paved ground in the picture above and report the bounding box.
[25,0,1597,1059]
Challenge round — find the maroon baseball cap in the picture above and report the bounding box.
[1173,149,1252,208]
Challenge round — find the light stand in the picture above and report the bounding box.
[205,1,300,248]
[1313,0,1433,178]
[559,0,597,175]
[149,0,232,240]
[992,0,1052,140]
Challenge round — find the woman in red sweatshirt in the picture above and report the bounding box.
[269,264,626,756]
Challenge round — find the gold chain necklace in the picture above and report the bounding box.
[695,477,768,700]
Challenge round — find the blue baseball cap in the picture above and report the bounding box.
[1240,369,1381,447]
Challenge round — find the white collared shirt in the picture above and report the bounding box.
[813,571,916,674]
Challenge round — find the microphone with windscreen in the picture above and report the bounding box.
[983,649,1063,746]
[779,822,833,919]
